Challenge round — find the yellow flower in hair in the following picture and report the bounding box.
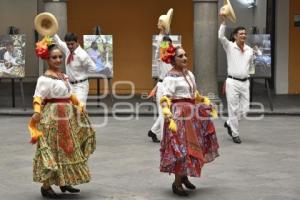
[44,36,53,45]
[160,41,169,49]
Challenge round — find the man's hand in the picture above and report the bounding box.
[219,13,226,24]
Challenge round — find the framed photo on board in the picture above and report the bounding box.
[83,35,113,78]
[247,34,271,78]
[0,34,25,78]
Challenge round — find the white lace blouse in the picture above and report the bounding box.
[162,70,196,99]
[33,75,72,99]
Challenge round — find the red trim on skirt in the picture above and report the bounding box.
[43,97,73,155]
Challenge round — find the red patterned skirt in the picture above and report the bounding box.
[160,99,219,177]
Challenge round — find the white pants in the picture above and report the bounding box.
[150,82,164,139]
[226,78,250,137]
[71,80,89,105]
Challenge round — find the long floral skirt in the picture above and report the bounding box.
[160,100,219,177]
[33,103,96,186]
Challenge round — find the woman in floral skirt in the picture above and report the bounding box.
[159,44,219,196]
[29,40,96,198]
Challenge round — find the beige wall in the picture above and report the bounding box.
[0,0,38,78]
[67,0,194,94]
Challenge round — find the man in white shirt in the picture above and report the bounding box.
[147,35,173,143]
[218,14,255,144]
[54,33,97,105]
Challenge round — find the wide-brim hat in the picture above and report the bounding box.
[220,0,236,23]
[159,8,174,34]
[34,12,59,36]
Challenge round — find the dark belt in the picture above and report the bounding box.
[70,78,88,84]
[228,75,248,82]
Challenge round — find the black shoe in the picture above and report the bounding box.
[172,182,189,196]
[41,186,59,198]
[148,130,160,143]
[232,136,242,144]
[224,122,233,137]
[181,176,196,190]
[60,186,80,193]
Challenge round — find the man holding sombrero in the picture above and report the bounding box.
[147,8,174,143]
[53,32,96,105]
[35,12,97,105]
[218,0,258,144]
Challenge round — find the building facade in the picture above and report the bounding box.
[0,0,298,95]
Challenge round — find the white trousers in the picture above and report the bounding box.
[150,82,164,139]
[71,80,89,105]
[226,78,250,137]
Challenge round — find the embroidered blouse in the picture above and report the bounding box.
[33,75,72,99]
[162,70,196,99]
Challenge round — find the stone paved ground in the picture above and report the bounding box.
[0,116,299,200]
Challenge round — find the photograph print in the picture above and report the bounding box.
[247,34,272,78]
[83,35,113,78]
[0,34,25,78]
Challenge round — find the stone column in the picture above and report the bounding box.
[44,0,68,38]
[193,0,219,99]
[38,0,68,74]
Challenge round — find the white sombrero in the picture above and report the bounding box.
[34,12,59,36]
[220,0,236,23]
[159,8,174,34]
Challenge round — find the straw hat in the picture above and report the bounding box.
[158,8,174,34]
[220,0,236,23]
[34,12,59,36]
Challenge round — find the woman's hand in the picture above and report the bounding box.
[162,107,172,119]
[79,103,86,113]
[31,112,41,123]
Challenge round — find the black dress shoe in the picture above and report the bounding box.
[41,186,59,198]
[181,176,196,190]
[224,122,233,137]
[232,136,242,144]
[60,186,80,193]
[148,130,160,143]
[172,182,188,196]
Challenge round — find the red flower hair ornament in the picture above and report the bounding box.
[35,36,53,59]
[160,41,176,64]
